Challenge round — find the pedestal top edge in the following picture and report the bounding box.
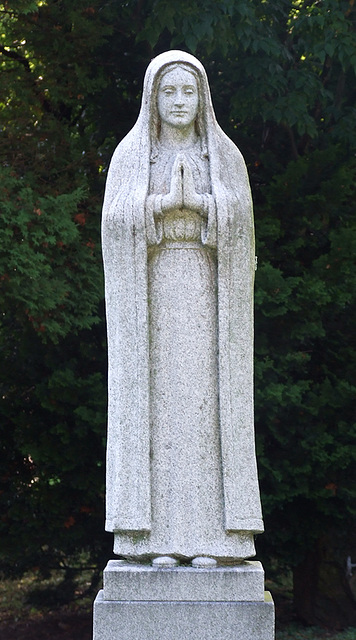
[104,559,264,573]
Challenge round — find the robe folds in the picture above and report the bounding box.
[102,51,263,559]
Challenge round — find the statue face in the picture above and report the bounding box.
[157,67,199,130]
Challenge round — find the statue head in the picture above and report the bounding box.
[129,51,220,161]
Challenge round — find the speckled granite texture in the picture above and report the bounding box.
[102,49,263,561]
[96,49,274,640]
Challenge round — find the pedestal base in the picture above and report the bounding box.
[93,560,275,640]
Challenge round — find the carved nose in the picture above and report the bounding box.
[174,90,184,105]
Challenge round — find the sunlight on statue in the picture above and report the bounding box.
[102,50,263,566]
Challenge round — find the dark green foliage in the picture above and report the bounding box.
[1,0,355,621]
[254,146,356,566]
[0,169,101,338]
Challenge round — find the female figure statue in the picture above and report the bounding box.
[102,51,263,563]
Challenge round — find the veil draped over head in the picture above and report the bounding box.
[102,50,263,535]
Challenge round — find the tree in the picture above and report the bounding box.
[1,0,355,625]
[0,0,113,577]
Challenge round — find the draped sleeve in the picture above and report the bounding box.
[209,134,263,533]
[102,133,152,532]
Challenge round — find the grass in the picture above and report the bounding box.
[276,628,356,639]
[0,568,95,625]
[267,569,356,640]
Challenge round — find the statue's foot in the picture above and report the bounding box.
[152,556,179,567]
[192,556,217,568]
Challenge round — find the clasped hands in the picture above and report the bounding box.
[161,154,204,215]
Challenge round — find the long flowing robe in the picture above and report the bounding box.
[102,50,263,560]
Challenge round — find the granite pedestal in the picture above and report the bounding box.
[93,560,274,640]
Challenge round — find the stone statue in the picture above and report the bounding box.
[102,50,263,564]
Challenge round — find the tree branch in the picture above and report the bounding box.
[0,44,31,73]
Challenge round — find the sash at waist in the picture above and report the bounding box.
[159,241,203,249]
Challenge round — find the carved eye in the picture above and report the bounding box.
[163,88,174,95]
[185,88,194,95]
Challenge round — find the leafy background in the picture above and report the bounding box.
[0,0,355,628]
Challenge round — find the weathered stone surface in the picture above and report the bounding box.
[95,49,274,640]
[102,48,263,562]
[152,556,179,568]
[103,560,265,602]
[191,556,217,568]
[93,590,275,640]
